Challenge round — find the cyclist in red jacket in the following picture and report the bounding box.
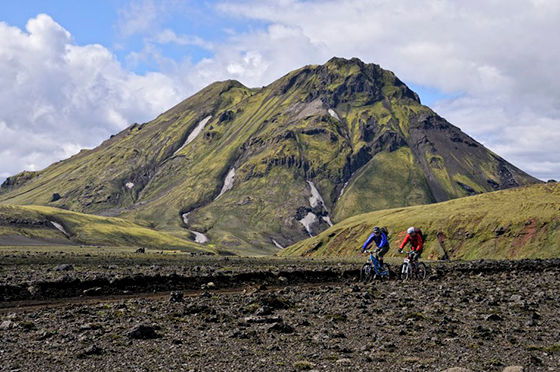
[399,227,423,260]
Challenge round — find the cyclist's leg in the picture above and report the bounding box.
[377,246,389,267]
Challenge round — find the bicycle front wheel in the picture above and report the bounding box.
[360,263,373,283]
[416,262,427,280]
[400,263,410,281]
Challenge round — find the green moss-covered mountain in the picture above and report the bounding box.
[280,182,560,260]
[0,57,540,254]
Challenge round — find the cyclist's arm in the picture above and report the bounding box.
[400,234,411,249]
[378,232,388,248]
[362,233,375,251]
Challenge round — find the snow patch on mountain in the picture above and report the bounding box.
[192,231,208,244]
[50,221,69,236]
[299,212,317,236]
[328,109,340,120]
[174,115,212,155]
[216,167,236,200]
[307,181,326,209]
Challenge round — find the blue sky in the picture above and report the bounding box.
[1,0,559,181]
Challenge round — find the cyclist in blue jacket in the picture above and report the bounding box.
[361,226,390,268]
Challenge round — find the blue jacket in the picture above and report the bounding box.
[362,232,389,250]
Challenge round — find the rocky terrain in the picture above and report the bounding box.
[1,256,559,371]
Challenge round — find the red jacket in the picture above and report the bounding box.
[400,233,423,251]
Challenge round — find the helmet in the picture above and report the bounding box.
[373,226,381,233]
[407,227,415,234]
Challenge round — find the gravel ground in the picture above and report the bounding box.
[1,259,559,371]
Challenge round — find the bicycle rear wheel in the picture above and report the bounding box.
[400,263,410,281]
[416,262,427,280]
[360,263,374,283]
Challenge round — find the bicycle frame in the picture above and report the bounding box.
[403,251,418,272]
[400,250,427,280]
[366,250,389,277]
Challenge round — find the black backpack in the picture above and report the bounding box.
[381,226,389,236]
[414,228,427,242]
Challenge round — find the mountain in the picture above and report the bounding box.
[280,182,560,260]
[0,57,540,254]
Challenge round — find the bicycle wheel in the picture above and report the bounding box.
[360,263,373,283]
[416,262,427,280]
[400,263,410,281]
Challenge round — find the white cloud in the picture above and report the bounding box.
[117,0,161,37]
[150,29,213,50]
[0,14,189,181]
[2,1,560,183]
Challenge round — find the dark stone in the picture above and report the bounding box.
[127,324,160,339]
[456,181,477,196]
[51,193,61,202]
[485,313,503,321]
[169,291,184,303]
[494,226,508,236]
[487,179,500,190]
[78,345,104,358]
[268,322,294,334]
[54,264,74,272]
[219,110,235,123]
[135,247,145,253]
[255,306,273,316]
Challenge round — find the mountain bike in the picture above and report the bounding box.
[399,250,427,280]
[360,249,391,283]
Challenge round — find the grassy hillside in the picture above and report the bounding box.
[281,183,560,260]
[0,205,210,252]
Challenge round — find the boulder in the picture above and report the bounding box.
[127,324,160,339]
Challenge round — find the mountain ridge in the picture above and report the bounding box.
[0,57,541,254]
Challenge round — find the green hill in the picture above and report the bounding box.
[280,183,560,260]
[0,57,540,255]
[0,205,210,252]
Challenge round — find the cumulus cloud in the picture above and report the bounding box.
[2,1,560,182]
[0,14,188,180]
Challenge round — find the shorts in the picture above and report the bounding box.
[375,245,389,258]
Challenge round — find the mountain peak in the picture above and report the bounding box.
[270,56,420,107]
[325,56,366,68]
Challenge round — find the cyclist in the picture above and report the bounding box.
[361,226,390,267]
[399,226,423,261]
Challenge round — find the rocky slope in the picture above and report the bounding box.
[0,57,540,254]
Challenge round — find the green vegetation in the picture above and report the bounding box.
[281,183,560,260]
[0,205,209,252]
